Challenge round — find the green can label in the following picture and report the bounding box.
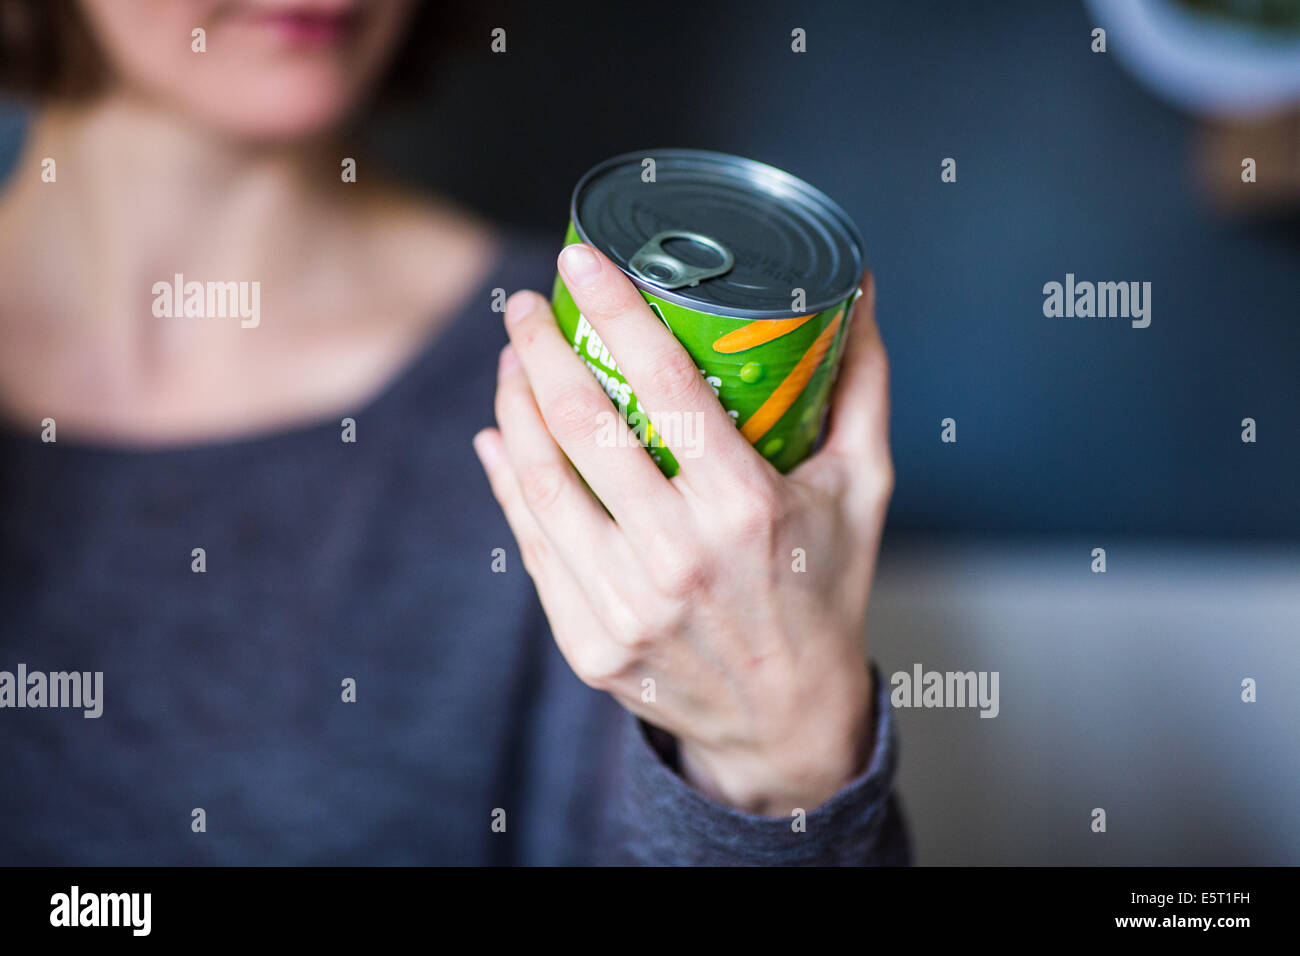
[552,223,855,476]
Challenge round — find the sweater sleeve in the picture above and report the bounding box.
[601,661,911,865]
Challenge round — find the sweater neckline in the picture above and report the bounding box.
[0,231,516,462]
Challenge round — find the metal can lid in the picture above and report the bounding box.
[570,149,865,319]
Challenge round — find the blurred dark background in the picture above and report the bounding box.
[4,0,1295,540]
[382,0,1300,541]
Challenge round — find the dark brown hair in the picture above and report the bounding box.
[0,0,476,102]
[0,1,105,97]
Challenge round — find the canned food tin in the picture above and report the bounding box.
[551,149,866,476]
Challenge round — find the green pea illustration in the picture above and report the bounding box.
[739,361,764,384]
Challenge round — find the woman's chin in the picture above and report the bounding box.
[176,77,363,143]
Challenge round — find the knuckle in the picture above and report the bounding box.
[516,534,552,579]
[592,588,658,652]
[512,528,559,580]
[570,645,631,690]
[726,478,787,543]
[646,348,706,407]
[546,384,607,445]
[603,575,675,650]
[614,618,661,651]
[879,460,896,499]
[517,461,569,513]
[648,547,712,601]
[865,458,895,504]
[643,595,691,645]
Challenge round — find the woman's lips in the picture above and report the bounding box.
[248,9,356,45]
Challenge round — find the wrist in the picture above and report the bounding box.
[677,662,877,817]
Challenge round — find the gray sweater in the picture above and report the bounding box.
[0,231,909,865]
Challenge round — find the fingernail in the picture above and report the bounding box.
[504,291,535,327]
[559,243,602,284]
[499,344,520,373]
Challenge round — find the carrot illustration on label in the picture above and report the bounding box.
[740,308,843,444]
[711,313,816,353]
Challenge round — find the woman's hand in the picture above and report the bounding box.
[473,243,893,817]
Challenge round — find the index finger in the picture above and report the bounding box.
[556,242,769,492]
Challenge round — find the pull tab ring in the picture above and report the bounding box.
[628,230,734,290]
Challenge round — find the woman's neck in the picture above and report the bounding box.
[4,92,352,330]
[0,91,498,444]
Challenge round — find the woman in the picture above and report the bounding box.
[0,0,907,864]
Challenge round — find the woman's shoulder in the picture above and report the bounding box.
[367,207,564,433]
[429,211,562,358]
[377,184,560,311]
